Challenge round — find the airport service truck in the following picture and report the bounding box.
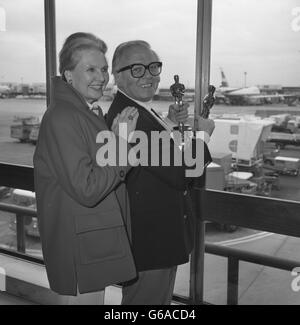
[208,117,274,167]
[267,131,300,149]
[263,155,300,176]
[208,117,281,194]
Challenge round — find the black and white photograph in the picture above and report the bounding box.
[0,0,300,307]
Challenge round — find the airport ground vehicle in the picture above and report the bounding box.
[225,172,258,195]
[9,189,39,237]
[10,116,40,143]
[264,156,300,176]
[209,117,274,168]
[267,131,300,149]
[206,161,239,232]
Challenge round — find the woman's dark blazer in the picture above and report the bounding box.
[33,78,136,295]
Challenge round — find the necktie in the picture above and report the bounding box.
[91,103,104,119]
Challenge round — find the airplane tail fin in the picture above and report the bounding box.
[220,68,229,87]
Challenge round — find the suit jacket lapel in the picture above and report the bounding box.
[115,92,165,132]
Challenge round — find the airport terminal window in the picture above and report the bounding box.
[0,0,46,166]
[204,0,300,305]
[0,0,45,256]
[209,0,300,203]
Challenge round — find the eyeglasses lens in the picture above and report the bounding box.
[149,63,161,76]
[131,63,161,78]
[132,65,145,78]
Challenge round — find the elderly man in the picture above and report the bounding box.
[106,40,214,305]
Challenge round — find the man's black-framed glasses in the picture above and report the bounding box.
[117,62,163,78]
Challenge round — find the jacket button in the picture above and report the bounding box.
[183,190,188,196]
[120,170,125,178]
[183,215,187,220]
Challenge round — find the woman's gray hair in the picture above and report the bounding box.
[59,32,107,81]
[112,40,157,75]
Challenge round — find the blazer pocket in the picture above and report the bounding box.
[74,210,126,265]
[75,209,124,234]
[77,226,126,265]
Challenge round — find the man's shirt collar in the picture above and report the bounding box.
[117,88,173,132]
[118,88,153,111]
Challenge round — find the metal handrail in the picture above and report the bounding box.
[0,202,36,217]
[206,243,300,271]
[0,202,40,258]
[205,243,300,305]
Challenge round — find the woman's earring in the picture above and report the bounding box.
[68,79,73,85]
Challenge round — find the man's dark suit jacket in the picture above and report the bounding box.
[106,91,211,271]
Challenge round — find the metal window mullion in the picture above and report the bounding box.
[190,0,213,305]
[194,0,213,120]
[44,0,57,107]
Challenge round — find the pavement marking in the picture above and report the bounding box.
[214,232,275,247]
[0,266,6,291]
[215,232,270,245]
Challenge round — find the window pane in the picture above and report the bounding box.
[209,0,300,203]
[0,0,46,167]
[56,0,198,301]
[206,0,300,305]
[0,0,44,260]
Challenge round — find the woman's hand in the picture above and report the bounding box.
[111,107,139,140]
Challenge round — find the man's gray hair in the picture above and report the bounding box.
[112,40,158,75]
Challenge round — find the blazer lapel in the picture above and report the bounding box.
[138,107,165,132]
[115,92,165,132]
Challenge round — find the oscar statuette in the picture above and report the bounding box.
[201,85,216,119]
[170,75,190,146]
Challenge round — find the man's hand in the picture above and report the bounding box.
[195,116,215,136]
[167,102,189,124]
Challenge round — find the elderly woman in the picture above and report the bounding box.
[33,33,138,304]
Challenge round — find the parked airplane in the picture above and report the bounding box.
[216,69,299,106]
[0,84,10,98]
